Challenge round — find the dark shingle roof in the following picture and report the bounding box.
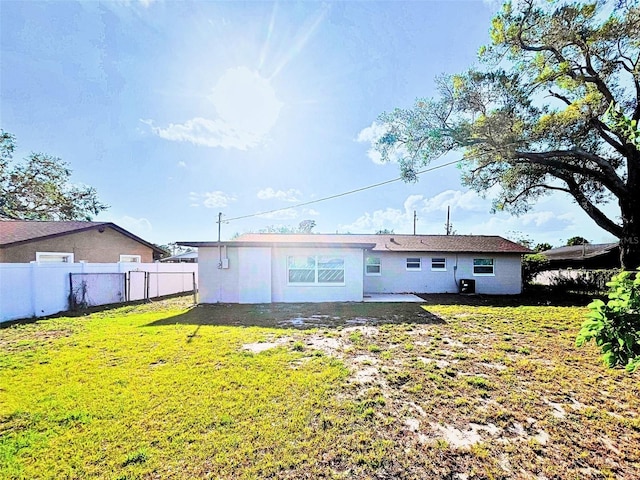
[0,220,108,245]
[0,220,165,254]
[540,242,619,261]
[181,233,531,254]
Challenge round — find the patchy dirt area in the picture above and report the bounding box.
[0,325,75,353]
[233,301,639,479]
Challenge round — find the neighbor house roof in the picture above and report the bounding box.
[159,250,198,262]
[0,220,166,255]
[540,242,619,261]
[180,234,531,254]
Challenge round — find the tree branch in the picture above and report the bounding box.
[502,183,570,206]
[513,149,627,196]
[547,89,572,105]
[553,170,623,238]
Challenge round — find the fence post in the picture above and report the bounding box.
[192,272,197,305]
[68,273,74,310]
[30,262,37,318]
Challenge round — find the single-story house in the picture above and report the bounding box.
[159,250,198,263]
[179,233,530,304]
[0,220,166,263]
[539,242,620,269]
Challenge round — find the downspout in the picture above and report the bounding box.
[454,254,459,292]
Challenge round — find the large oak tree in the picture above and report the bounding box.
[0,130,108,221]
[372,0,640,268]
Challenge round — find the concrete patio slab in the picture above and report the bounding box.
[363,293,424,303]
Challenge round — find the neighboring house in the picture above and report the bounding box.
[540,243,620,270]
[0,220,166,263]
[179,233,530,304]
[160,250,198,263]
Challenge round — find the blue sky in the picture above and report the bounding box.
[1,0,619,247]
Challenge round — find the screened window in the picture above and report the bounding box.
[431,257,446,271]
[288,256,345,285]
[365,256,381,275]
[36,252,74,263]
[119,254,141,263]
[473,258,495,275]
[406,257,421,271]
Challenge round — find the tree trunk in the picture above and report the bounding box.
[619,199,640,270]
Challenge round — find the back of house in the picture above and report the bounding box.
[180,233,530,304]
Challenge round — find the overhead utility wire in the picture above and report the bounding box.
[223,158,462,223]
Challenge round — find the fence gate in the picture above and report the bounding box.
[69,273,126,310]
[126,270,197,303]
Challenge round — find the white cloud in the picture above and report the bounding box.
[177,161,187,168]
[144,117,262,151]
[258,208,299,220]
[189,191,236,208]
[120,216,153,234]
[406,189,491,214]
[339,207,412,233]
[145,67,282,151]
[115,0,157,8]
[257,207,319,221]
[356,121,407,164]
[257,188,302,202]
[338,188,582,240]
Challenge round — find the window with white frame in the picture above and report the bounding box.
[431,257,446,271]
[119,254,141,263]
[473,258,495,275]
[288,256,345,285]
[406,257,421,271]
[35,252,74,263]
[365,256,381,275]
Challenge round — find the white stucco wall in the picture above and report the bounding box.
[271,247,365,303]
[197,246,240,303]
[363,252,523,295]
[198,246,523,303]
[238,247,272,303]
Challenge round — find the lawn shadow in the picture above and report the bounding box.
[143,302,445,330]
[417,292,598,307]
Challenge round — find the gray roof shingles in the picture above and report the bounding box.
[0,220,110,246]
[181,233,531,254]
[0,220,165,254]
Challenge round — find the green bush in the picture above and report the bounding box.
[522,253,549,285]
[549,269,619,295]
[576,271,640,372]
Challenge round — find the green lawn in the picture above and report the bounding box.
[1,297,639,479]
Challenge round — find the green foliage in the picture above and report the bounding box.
[577,271,640,372]
[253,219,316,235]
[534,242,553,253]
[522,253,549,285]
[0,130,108,220]
[566,236,589,246]
[605,101,640,147]
[370,0,640,267]
[549,269,618,295]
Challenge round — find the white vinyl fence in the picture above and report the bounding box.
[0,262,198,324]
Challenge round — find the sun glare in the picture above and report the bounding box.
[209,66,283,138]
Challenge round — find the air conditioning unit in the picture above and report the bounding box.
[459,279,475,294]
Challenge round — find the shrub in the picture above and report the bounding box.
[522,253,549,285]
[549,269,619,295]
[576,271,640,372]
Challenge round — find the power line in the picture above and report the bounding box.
[222,158,461,223]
